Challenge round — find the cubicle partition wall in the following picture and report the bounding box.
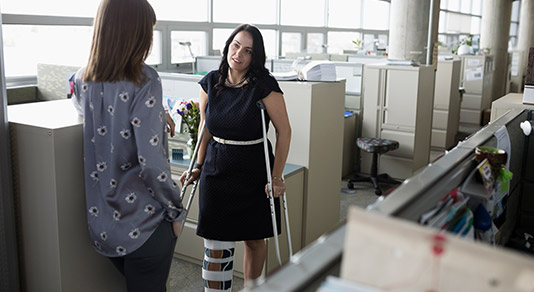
[0,12,21,292]
[246,108,533,291]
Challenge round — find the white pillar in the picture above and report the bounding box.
[511,0,534,92]
[480,0,512,100]
[388,0,440,65]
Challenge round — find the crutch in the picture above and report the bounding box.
[177,122,206,239]
[256,100,293,266]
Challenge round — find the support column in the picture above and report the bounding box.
[480,0,513,100]
[388,0,440,65]
[511,0,534,92]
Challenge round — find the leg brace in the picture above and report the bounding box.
[203,239,235,292]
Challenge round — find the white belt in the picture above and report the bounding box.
[213,136,264,145]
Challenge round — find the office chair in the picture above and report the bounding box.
[348,137,401,196]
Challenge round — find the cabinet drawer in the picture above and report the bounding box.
[381,130,415,159]
[378,154,414,180]
[460,109,481,124]
[462,93,482,110]
[432,110,448,130]
[431,129,446,148]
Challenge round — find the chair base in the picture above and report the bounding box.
[347,173,401,196]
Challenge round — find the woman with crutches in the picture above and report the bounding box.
[180,24,291,291]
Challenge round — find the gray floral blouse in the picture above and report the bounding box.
[72,65,185,257]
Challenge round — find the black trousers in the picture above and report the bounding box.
[109,220,177,292]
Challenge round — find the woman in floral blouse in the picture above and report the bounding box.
[71,0,185,291]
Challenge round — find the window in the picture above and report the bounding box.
[171,31,208,64]
[213,0,276,24]
[281,0,325,27]
[213,28,234,53]
[281,32,302,56]
[146,30,162,66]
[2,25,92,77]
[0,0,100,17]
[149,0,208,22]
[328,0,361,29]
[306,33,324,53]
[327,31,361,55]
[362,0,389,30]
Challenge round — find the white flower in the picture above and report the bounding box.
[107,105,114,116]
[113,210,121,221]
[125,192,137,203]
[110,179,117,188]
[119,91,129,102]
[89,102,94,111]
[144,204,155,215]
[138,156,146,165]
[96,162,107,172]
[91,136,95,143]
[149,135,159,146]
[120,162,132,170]
[145,96,156,108]
[116,246,127,256]
[89,206,99,216]
[90,171,99,181]
[120,129,131,139]
[94,241,101,250]
[82,84,88,92]
[172,181,178,188]
[129,228,140,239]
[131,117,141,127]
[157,172,168,182]
[97,126,107,136]
[147,188,155,196]
[100,232,107,241]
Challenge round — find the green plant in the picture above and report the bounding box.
[352,39,362,50]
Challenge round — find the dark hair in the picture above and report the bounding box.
[83,0,156,86]
[215,24,270,95]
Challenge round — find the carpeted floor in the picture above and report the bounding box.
[167,178,396,291]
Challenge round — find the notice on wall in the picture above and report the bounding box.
[465,66,483,81]
[467,58,481,67]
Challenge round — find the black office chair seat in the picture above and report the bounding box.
[348,137,401,196]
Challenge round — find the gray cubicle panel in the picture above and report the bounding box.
[244,108,532,292]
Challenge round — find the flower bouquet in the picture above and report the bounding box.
[176,99,200,156]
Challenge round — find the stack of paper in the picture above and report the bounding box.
[272,70,299,81]
[301,61,337,81]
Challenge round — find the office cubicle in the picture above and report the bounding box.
[244,108,534,292]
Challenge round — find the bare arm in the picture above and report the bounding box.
[262,91,291,197]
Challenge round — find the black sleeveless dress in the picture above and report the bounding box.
[197,70,282,241]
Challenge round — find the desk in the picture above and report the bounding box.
[491,93,534,122]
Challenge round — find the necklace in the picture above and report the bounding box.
[225,76,247,87]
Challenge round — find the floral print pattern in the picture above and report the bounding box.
[72,65,185,257]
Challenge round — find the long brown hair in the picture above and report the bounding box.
[83,0,156,86]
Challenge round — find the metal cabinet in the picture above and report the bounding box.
[361,64,435,179]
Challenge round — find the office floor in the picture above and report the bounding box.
[167,178,395,292]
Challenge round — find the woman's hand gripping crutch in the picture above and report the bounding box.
[177,122,206,240]
[256,100,293,266]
